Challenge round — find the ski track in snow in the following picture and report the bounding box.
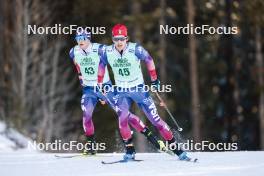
[0,152,264,176]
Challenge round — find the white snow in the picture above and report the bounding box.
[0,152,264,176]
[1,121,264,176]
[0,121,36,152]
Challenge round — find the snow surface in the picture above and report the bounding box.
[0,121,35,152]
[1,121,264,176]
[0,151,264,176]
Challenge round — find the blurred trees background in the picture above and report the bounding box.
[0,0,263,151]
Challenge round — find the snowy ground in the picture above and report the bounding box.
[1,121,264,176]
[1,151,264,176]
[0,121,35,152]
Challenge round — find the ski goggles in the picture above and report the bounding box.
[75,35,89,42]
[112,36,127,42]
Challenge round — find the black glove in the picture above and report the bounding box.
[151,79,160,91]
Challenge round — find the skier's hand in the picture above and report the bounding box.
[97,83,106,105]
[98,92,106,105]
[99,99,106,105]
[159,101,165,107]
[151,79,160,91]
[97,83,111,94]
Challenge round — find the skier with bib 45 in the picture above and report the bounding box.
[98,24,192,161]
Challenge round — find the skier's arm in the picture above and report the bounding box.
[69,48,84,86]
[135,44,158,81]
[98,61,106,84]
[74,61,84,86]
[144,54,158,81]
[97,45,108,85]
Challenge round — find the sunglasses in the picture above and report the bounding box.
[75,35,88,42]
[112,37,127,42]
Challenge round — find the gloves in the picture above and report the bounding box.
[99,98,106,105]
[151,79,160,91]
[97,83,112,105]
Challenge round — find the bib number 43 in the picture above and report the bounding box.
[85,67,95,75]
[118,68,130,76]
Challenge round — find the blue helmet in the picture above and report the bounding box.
[75,27,91,41]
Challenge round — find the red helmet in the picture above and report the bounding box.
[112,24,128,37]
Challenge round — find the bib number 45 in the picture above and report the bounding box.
[118,68,130,76]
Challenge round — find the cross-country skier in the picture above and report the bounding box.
[69,27,166,155]
[98,24,191,161]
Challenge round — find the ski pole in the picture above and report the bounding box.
[154,91,183,132]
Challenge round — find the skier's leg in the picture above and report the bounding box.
[116,96,133,140]
[81,94,97,154]
[132,91,173,140]
[116,96,137,160]
[134,91,189,158]
[106,91,145,134]
[139,101,187,156]
[81,95,97,136]
[106,91,165,152]
[138,101,176,140]
[127,113,145,132]
[127,111,168,151]
[98,89,137,159]
[104,90,138,140]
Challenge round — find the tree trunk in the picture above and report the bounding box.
[156,0,168,123]
[256,26,264,149]
[186,0,201,142]
[221,0,237,143]
[159,0,167,86]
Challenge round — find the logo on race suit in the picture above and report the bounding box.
[137,46,143,53]
[111,95,122,113]
[80,57,96,66]
[81,95,87,112]
[114,106,121,113]
[117,58,128,63]
[148,102,160,122]
[113,58,131,67]
[128,49,135,53]
[107,48,113,52]
[112,95,120,104]
[143,97,152,104]
[81,104,86,112]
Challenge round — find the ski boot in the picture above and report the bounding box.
[123,137,136,161]
[83,134,97,155]
[167,137,197,162]
[178,151,191,161]
[141,127,167,152]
